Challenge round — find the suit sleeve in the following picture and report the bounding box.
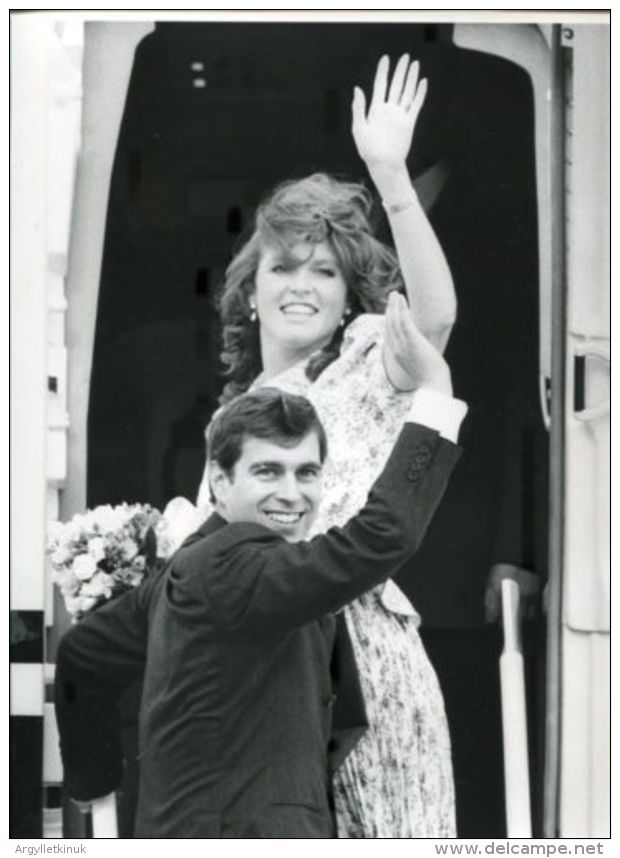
[186,423,462,632]
[54,569,161,801]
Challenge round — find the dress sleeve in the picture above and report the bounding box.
[340,314,393,387]
[158,496,209,556]
[337,313,416,422]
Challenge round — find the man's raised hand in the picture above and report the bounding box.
[383,292,452,395]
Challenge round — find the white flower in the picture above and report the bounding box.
[72,553,98,581]
[93,505,127,534]
[118,538,139,561]
[66,595,98,618]
[59,576,80,596]
[50,545,72,567]
[81,571,114,600]
[47,520,66,542]
[63,519,84,543]
[87,537,106,563]
[48,502,163,618]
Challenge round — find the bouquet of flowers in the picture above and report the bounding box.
[47,499,207,621]
[47,503,165,620]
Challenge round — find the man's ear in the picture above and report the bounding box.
[208,461,232,511]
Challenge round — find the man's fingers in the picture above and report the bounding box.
[385,291,399,335]
[386,290,408,326]
[391,292,420,339]
[387,293,421,354]
[387,53,410,104]
[370,55,389,114]
[385,297,409,371]
[385,293,405,346]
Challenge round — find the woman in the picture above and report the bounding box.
[195,54,457,838]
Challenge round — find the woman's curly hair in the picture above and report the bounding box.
[218,173,403,404]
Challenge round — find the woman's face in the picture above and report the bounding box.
[253,240,348,356]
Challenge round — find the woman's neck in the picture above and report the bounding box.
[259,333,328,381]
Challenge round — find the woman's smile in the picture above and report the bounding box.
[279,301,318,317]
[254,240,348,362]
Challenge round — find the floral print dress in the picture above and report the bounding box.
[197,314,456,838]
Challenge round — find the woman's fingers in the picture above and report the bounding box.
[351,86,367,131]
[365,54,425,118]
[401,59,420,109]
[387,53,410,104]
[408,76,428,118]
[370,55,389,114]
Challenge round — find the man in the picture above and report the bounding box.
[55,315,466,838]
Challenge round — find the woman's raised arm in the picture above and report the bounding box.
[352,54,456,353]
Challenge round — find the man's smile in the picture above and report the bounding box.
[263,510,306,525]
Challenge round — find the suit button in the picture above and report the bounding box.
[407,442,434,481]
[416,442,433,462]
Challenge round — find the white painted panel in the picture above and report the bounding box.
[566,25,610,339]
[46,488,59,521]
[10,664,44,716]
[46,21,83,267]
[45,554,56,627]
[563,24,610,634]
[43,703,63,784]
[559,630,590,836]
[46,343,70,485]
[11,16,52,612]
[46,428,68,485]
[43,808,63,839]
[564,415,610,632]
[559,22,610,839]
[588,634,610,837]
[47,272,67,347]
[560,630,610,837]
[47,345,68,407]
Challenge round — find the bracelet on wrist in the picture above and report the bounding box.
[381,190,418,216]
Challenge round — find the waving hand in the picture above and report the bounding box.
[352,54,427,173]
[383,292,451,395]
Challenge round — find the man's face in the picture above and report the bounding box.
[210,432,323,542]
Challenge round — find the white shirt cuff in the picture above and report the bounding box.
[405,388,468,443]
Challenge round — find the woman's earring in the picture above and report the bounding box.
[340,306,352,327]
[249,299,257,323]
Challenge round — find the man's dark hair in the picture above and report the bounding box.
[207,387,328,477]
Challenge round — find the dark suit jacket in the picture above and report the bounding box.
[56,423,461,838]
